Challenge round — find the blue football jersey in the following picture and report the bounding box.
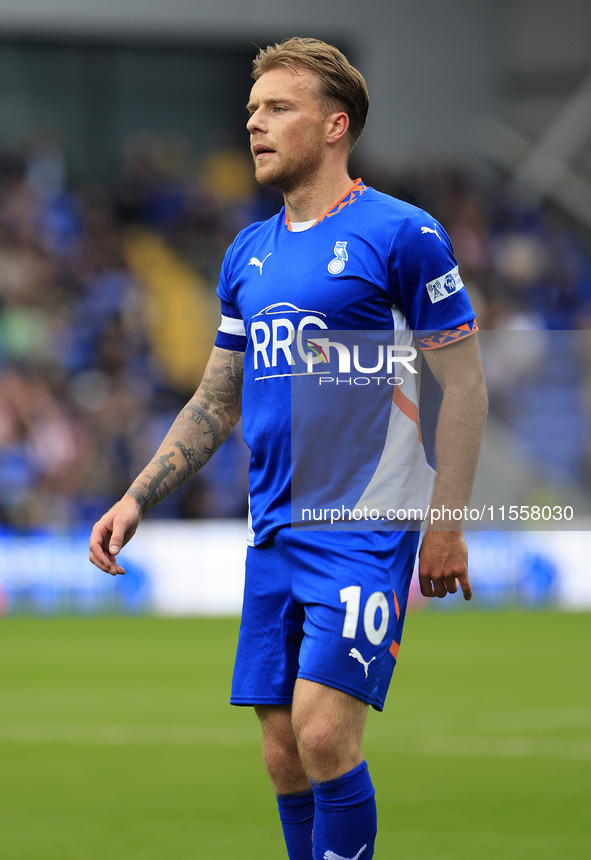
[215,180,478,544]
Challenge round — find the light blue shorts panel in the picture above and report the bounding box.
[230,527,419,711]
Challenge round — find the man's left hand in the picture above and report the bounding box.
[418,530,472,601]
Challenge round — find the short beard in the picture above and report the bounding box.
[254,145,324,195]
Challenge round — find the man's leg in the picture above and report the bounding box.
[256,704,314,860]
[256,685,376,860]
[244,527,417,858]
[292,679,377,860]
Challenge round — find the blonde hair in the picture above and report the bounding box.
[252,37,369,150]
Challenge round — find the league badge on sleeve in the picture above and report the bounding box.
[425,265,464,303]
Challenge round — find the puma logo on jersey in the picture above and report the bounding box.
[249,253,272,274]
[421,224,441,240]
[349,648,376,679]
[324,845,367,860]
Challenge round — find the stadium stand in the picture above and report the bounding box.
[1,139,590,527]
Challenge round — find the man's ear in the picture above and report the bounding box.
[326,112,350,146]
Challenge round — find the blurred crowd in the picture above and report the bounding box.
[1,138,591,528]
[373,162,591,494]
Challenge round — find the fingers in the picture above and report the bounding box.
[419,570,472,600]
[89,534,126,576]
[89,519,126,576]
[418,531,472,601]
[108,528,125,557]
[459,575,473,601]
[88,551,125,576]
[419,571,445,598]
[88,497,142,577]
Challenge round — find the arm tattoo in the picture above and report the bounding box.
[175,439,206,473]
[128,451,177,513]
[127,348,244,514]
[179,404,217,453]
[226,361,241,394]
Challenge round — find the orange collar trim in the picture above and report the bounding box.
[284,178,367,232]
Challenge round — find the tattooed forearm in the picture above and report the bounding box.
[179,404,217,449]
[127,451,177,513]
[225,361,241,394]
[175,439,208,473]
[124,347,244,515]
[198,349,243,415]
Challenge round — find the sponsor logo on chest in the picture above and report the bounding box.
[250,303,328,375]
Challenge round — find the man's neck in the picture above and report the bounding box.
[283,170,354,223]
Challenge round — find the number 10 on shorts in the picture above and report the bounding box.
[340,586,390,646]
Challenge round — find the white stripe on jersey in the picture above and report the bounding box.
[219,314,246,337]
[352,311,435,518]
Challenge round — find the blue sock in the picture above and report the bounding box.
[277,789,315,859]
[311,761,377,860]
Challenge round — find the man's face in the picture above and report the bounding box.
[246,67,330,193]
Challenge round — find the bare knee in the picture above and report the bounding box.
[256,705,310,795]
[292,680,368,782]
[295,715,342,776]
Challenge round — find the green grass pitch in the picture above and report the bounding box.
[1,609,590,859]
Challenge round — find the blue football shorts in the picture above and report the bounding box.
[231,526,420,711]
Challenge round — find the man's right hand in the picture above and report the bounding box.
[88,495,143,576]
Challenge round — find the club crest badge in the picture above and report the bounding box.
[328,241,348,274]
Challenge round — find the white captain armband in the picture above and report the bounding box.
[215,314,247,351]
[218,314,246,337]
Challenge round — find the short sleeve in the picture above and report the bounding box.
[387,211,478,349]
[215,240,247,352]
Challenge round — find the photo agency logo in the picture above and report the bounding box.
[303,335,418,386]
[250,305,418,387]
